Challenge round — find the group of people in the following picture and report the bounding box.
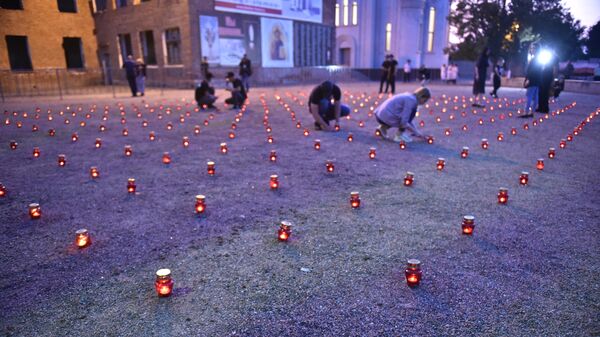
[379,54,399,94]
[440,64,459,85]
[471,47,507,106]
[195,54,253,109]
[521,43,557,117]
[123,55,147,97]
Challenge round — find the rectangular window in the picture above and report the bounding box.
[335,3,339,27]
[385,23,392,52]
[117,33,133,65]
[63,37,85,69]
[57,0,77,12]
[352,1,358,25]
[116,0,127,8]
[164,28,182,65]
[427,7,435,52]
[343,0,348,26]
[139,30,157,65]
[92,0,107,12]
[5,35,32,70]
[0,0,23,9]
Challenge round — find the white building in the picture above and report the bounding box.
[335,0,450,69]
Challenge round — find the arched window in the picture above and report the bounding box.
[352,1,358,25]
[385,23,392,51]
[343,0,349,26]
[427,7,435,52]
[335,3,340,26]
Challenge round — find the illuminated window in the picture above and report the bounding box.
[343,0,348,26]
[335,3,339,27]
[427,7,435,52]
[352,2,358,25]
[385,23,392,52]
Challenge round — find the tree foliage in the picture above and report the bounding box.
[448,0,585,64]
[586,20,600,59]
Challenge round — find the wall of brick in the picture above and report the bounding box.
[0,0,99,70]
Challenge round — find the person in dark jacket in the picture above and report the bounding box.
[472,47,489,107]
[225,72,247,109]
[385,54,398,94]
[490,58,504,98]
[123,55,137,97]
[195,72,217,109]
[379,55,391,94]
[308,81,350,131]
[537,50,556,113]
[239,54,252,92]
[521,44,540,118]
[135,58,146,96]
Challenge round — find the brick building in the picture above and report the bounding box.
[0,0,99,70]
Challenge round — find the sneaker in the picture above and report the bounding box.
[376,125,388,139]
[394,131,413,143]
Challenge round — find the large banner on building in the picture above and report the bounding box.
[200,14,261,66]
[215,0,322,24]
[260,18,293,68]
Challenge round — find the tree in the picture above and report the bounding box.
[586,20,600,58]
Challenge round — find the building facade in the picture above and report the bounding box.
[0,0,99,70]
[335,0,450,69]
[91,0,335,75]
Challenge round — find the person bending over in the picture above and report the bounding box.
[375,87,431,143]
[308,81,350,131]
[195,72,218,109]
[224,72,247,109]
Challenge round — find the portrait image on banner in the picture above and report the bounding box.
[215,0,322,24]
[200,16,220,63]
[200,14,261,66]
[260,18,293,68]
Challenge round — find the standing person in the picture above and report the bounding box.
[224,72,247,109]
[239,54,252,93]
[448,63,458,84]
[195,72,218,109]
[418,65,430,85]
[200,56,210,80]
[403,59,412,82]
[375,87,431,143]
[379,55,391,94]
[135,58,146,97]
[521,44,540,118]
[537,49,556,114]
[440,64,447,84]
[308,80,350,131]
[385,54,398,94]
[123,55,137,97]
[472,47,490,107]
[490,58,504,98]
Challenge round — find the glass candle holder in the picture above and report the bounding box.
[350,191,361,209]
[266,126,272,133]
[347,133,353,142]
[9,140,17,150]
[375,129,381,137]
[99,125,106,132]
[303,129,310,137]
[559,139,566,149]
[523,123,529,130]
[511,127,517,135]
[404,172,414,186]
[497,187,508,204]
[369,147,376,159]
[334,124,340,131]
[122,128,129,136]
[536,158,544,170]
[29,203,41,219]
[278,220,293,241]
[427,136,434,144]
[58,154,66,167]
[162,152,171,164]
[75,228,91,248]
[95,138,102,148]
[481,138,489,150]
[0,183,6,197]
[32,125,38,132]
[497,132,504,141]
[90,166,99,179]
[267,135,273,143]
[461,146,469,158]
[142,120,149,127]
[182,137,190,148]
[296,122,301,129]
[269,150,277,162]
[314,140,321,150]
[399,140,406,150]
[444,128,451,136]
[155,269,174,297]
[325,160,334,173]
[270,175,279,190]
[207,161,215,176]
[124,145,132,157]
[194,125,201,135]
[461,215,475,235]
[227,131,235,140]
[358,121,364,127]
[166,122,173,130]
[567,134,573,141]
[219,142,228,154]
[519,171,529,186]
[405,259,422,287]
[127,178,136,193]
[33,147,40,158]
[149,131,156,141]
[548,148,555,159]
[436,158,445,171]
[195,195,206,214]
[48,129,56,136]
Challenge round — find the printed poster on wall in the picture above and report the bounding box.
[200,14,261,66]
[260,17,293,68]
[215,0,322,24]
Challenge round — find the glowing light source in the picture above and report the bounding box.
[405,259,422,287]
[350,191,360,209]
[278,220,293,241]
[404,172,414,186]
[462,215,475,235]
[498,187,508,204]
[519,171,529,186]
[155,269,174,297]
[29,203,41,219]
[75,229,91,248]
[127,178,136,193]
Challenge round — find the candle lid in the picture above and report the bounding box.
[521,171,529,175]
[350,191,359,196]
[29,203,39,208]
[438,158,445,161]
[156,268,171,277]
[499,187,508,192]
[463,215,475,221]
[195,194,205,200]
[220,142,227,146]
[207,161,214,165]
[549,147,555,151]
[406,171,414,176]
[76,228,88,235]
[407,259,421,268]
[482,138,488,142]
[270,175,278,179]
[128,178,135,182]
[315,139,321,142]
[280,220,293,228]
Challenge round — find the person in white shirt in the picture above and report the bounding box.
[375,87,431,143]
[440,64,447,83]
[403,59,412,82]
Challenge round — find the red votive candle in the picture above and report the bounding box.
[369,147,376,159]
[127,178,136,193]
[124,145,132,157]
[155,269,174,297]
[498,187,508,204]
[481,138,489,150]
[405,259,422,287]
[220,142,228,154]
[461,146,469,158]
[195,195,206,214]
[75,229,91,248]
[436,158,445,171]
[269,150,277,162]
[314,139,321,150]
[90,166,99,179]
[58,154,66,167]
[33,147,40,158]
[207,161,215,175]
[278,220,293,241]
[548,148,555,159]
[162,152,171,164]
[519,171,529,186]
[325,160,334,173]
[270,175,279,190]
[462,215,475,235]
[350,191,361,209]
[29,203,41,219]
[404,172,414,186]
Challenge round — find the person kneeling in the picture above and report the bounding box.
[375,87,431,142]
[195,73,218,109]
[308,81,350,131]
[224,72,247,109]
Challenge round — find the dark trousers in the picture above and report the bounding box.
[317,99,350,124]
[538,85,550,113]
[127,76,137,96]
[225,92,245,107]
[385,76,396,94]
[379,75,387,93]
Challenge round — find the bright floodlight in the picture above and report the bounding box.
[537,49,553,66]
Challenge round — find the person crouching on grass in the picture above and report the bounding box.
[375,87,431,143]
[308,80,350,131]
